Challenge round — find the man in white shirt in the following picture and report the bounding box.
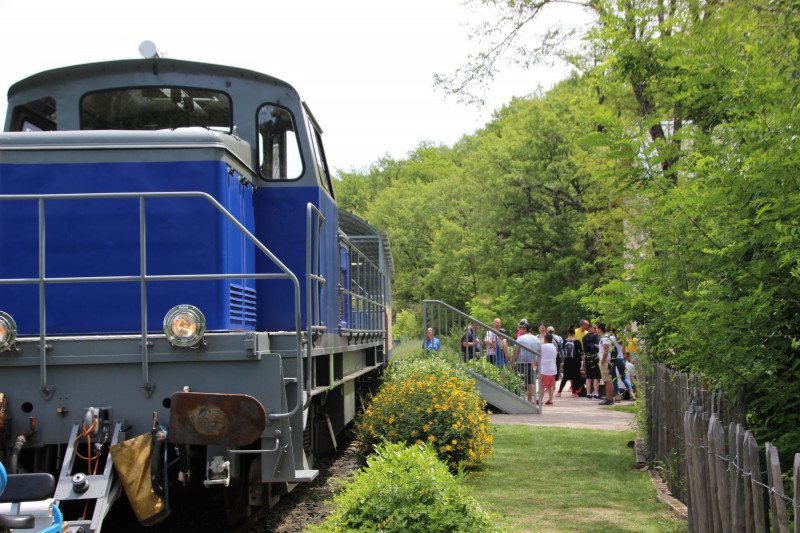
[514,322,542,404]
[596,322,615,405]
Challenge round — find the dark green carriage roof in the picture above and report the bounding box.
[8,58,297,99]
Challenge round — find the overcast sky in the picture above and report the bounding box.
[0,0,588,175]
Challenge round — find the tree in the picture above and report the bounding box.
[438,0,800,460]
[581,0,800,460]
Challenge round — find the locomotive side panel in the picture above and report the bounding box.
[0,143,257,335]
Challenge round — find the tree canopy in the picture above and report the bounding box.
[336,0,800,459]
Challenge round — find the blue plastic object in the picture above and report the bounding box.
[0,462,62,533]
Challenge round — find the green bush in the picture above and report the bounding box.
[307,442,496,533]
[385,349,471,383]
[464,356,525,397]
[405,346,526,397]
[357,355,493,467]
[393,309,419,341]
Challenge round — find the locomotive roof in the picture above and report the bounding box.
[339,210,395,277]
[3,58,313,180]
[7,58,298,99]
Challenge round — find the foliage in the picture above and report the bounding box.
[307,442,497,533]
[464,356,525,397]
[356,355,493,468]
[392,308,419,341]
[389,337,426,362]
[337,0,800,469]
[399,346,525,397]
[581,0,800,464]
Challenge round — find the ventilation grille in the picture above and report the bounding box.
[229,283,257,328]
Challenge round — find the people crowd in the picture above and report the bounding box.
[426,316,639,407]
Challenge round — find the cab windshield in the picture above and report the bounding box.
[81,87,231,131]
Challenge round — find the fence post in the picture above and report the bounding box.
[794,454,799,533]
[764,443,789,533]
[731,424,747,532]
[745,431,767,533]
[694,412,715,533]
[707,413,726,533]
[685,411,698,532]
[709,415,732,533]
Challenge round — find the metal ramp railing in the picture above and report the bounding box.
[422,300,540,414]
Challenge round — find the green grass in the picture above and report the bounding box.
[389,338,424,360]
[464,425,687,533]
[606,403,637,414]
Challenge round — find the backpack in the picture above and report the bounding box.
[573,376,588,397]
[611,342,619,358]
[555,336,565,358]
[564,339,575,358]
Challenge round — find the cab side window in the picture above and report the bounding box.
[9,96,57,131]
[307,119,334,196]
[257,105,302,180]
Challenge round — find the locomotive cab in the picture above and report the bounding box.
[0,58,391,532]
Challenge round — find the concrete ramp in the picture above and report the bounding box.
[469,370,539,414]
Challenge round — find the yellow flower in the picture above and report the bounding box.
[428,435,436,441]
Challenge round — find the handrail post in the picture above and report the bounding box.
[38,198,53,398]
[422,302,428,343]
[304,203,326,408]
[139,197,154,396]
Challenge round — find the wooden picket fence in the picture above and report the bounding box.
[644,363,799,532]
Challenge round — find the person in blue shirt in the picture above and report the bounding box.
[423,328,440,352]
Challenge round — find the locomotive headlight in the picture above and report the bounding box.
[163,305,206,348]
[0,311,17,352]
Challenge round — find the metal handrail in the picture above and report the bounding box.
[306,203,327,334]
[305,203,326,406]
[422,299,541,412]
[0,192,303,418]
[338,236,386,336]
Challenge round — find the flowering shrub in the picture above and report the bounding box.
[356,355,493,467]
[307,442,496,533]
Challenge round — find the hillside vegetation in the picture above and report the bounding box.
[337,0,800,462]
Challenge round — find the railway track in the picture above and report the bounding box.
[245,434,359,533]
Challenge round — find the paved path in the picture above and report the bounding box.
[490,392,636,432]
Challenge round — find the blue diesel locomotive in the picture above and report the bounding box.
[0,56,392,531]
